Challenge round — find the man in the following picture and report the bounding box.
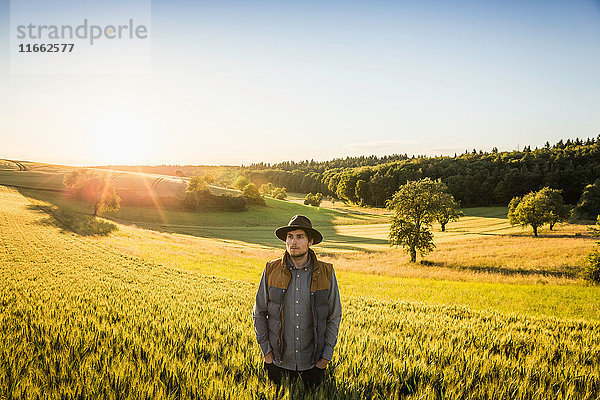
[252,215,342,387]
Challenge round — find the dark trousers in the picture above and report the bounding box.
[264,362,325,387]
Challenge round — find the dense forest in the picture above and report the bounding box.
[244,137,600,208]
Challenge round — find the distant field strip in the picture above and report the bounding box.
[2,185,600,399]
[331,216,522,247]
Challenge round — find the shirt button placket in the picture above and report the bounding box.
[294,270,299,360]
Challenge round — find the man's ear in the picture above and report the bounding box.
[308,238,314,246]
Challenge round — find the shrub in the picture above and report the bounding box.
[583,249,600,284]
[259,183,274,195]
[187,176,208,192]
[203,174,216,184]
[273,187,287,200]
[304,192,323,207]
[584,216,600,284]
[233,176,250,190]
[182,189,247,212]
[243,183,265,206]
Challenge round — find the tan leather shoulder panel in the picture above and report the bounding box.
[310,261,333,292]
[266,258,291,289]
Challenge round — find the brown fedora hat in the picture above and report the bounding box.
[275,215,323,245]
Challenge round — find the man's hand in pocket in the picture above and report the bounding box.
[264,352,274,364]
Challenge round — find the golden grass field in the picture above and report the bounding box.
[2,184,600,399]
[2,161,600,398]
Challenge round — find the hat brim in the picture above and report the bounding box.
[275,226,323,245]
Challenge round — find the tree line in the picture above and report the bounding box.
[241,136,600,209]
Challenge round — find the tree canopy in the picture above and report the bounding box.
[507,187,570,236]
[63,169,120,218]
[540,187,571,230]
[574,179,600,220]
[187,176,208,192]
[387,178,450,262]
[233,176,250,190]
[242,183,265,205]
[242,136,600,209]
[183,177,247,212]
[435,194,463,232]
[304,193,323,207]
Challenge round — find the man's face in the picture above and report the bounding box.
[286,229,313,258]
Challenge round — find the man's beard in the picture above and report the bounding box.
[289,250,308,259]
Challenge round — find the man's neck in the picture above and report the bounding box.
[289,252,310,269]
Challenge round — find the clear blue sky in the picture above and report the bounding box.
[1,0,599,165]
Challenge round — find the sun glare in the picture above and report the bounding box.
[83,108,155,165]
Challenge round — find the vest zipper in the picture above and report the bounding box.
[279,295,285,356]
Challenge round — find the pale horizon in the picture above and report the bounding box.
[3,134,597,169]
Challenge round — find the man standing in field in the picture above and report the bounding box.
[253,215,342,387]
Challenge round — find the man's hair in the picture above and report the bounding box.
[288,228,313,243]
[303,229,313,243]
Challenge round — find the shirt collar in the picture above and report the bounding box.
[286,254,313,270]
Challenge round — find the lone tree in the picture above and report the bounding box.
[63,169,120,218]
[508,187,569,236]
[435,194,463,232]
[540,187,571,230]
[387,178,448,262]
[574,179,600,220]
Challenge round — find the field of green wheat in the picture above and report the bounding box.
[2,183,600,399]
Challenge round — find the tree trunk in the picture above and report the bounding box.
[533,225,538,237]
[441,224,446,232]
[411,217,421,263]
[93,202,99,218]
[549,221,555,230]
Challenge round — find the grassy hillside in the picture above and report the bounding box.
[0,159,189,198]
[2,184,600,399]
[20,187,388,250]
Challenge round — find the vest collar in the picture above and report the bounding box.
[281,248,319,270]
